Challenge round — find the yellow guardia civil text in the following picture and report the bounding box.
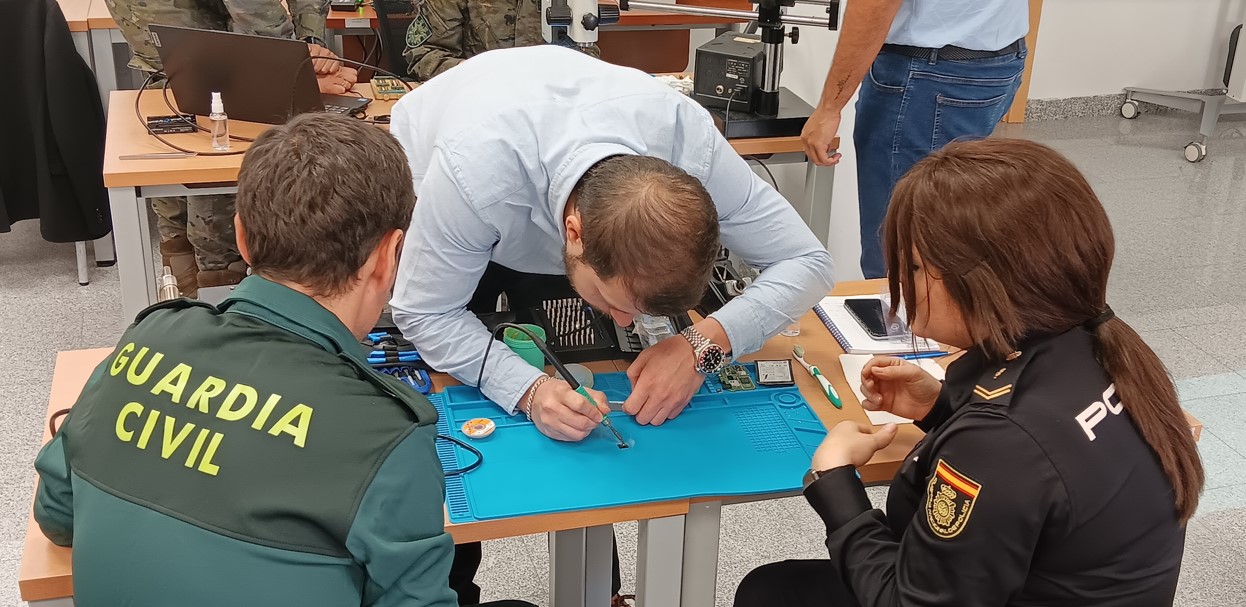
[107,342,315,476]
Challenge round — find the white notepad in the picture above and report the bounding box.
[814,296,945,356]
[839,354,946,426]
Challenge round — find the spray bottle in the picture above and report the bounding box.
[209,92,229,151]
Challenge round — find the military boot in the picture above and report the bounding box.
[159,236,198,298]
[197,261,249,290]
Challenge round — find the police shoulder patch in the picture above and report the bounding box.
[925,459,982,539]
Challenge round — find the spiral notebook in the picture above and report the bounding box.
[814,296,945,356]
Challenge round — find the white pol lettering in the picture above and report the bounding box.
[1076,383,1122,441]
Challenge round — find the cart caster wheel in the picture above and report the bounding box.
[1184,141,1207,163]
[1121,99,1140,119]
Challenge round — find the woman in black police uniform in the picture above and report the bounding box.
[735,138,1204,607]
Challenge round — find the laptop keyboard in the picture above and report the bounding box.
[323,104,354,114]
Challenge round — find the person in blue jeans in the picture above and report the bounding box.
[801,0,1029,279]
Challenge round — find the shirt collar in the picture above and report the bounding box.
[217,276,367,364]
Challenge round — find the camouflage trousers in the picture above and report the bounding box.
[151,195,242,272]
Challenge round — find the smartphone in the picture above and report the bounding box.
[843,298,890,339]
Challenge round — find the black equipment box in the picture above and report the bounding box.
[694,32,765,114]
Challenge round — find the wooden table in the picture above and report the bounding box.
[103,84,836,320]
[18,280,889,607]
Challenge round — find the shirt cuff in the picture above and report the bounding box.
[481,354,545,415]
[294,16,327,43]
[915,388,953,432]
[708,299,764,358]
[804,465,872,531]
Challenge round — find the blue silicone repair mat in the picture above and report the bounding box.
[430,364,826,523]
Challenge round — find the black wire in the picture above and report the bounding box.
[137,48,414,156]
[474,312,604,376]
[745,155,778,188]
[293,54,415,93]
[288,54,414,119]
[159,81,255,142]
[475,322,583,397]
[133,71,248,157]
[436,434,483,475]
[363,28,381,68]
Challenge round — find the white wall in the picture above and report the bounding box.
[1028,0,1246,99]
[772,3,865,282]
[733,0,1246,282]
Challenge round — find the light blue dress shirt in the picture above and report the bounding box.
[886,0,1029,51]
[389,46,834,412]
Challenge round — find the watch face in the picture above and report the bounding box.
[701,346,725,371]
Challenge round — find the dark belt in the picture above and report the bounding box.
[880,38,1023,61]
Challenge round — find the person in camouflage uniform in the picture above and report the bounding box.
[402,0,599,82]
[104,0,356,297]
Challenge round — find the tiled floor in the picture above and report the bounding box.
[3,109,1246,606]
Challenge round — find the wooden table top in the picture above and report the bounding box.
[86,0,116,30]
[18,280,903,601]
[103,83,826,189]
[58,0,92,32]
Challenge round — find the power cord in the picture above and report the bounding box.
[159,77,255,143]
[137,51,414,157]
[134,70,248,156]
[474,322,584,398]
[436,434,483,475]
[287,54,415,119]
[364,28,381,70]
[745,155,778,188]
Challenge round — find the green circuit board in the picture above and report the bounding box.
[718,364,756,391]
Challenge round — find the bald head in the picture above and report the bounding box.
[571,155,720,315]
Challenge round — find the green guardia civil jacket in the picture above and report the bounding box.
[33,276,458,607]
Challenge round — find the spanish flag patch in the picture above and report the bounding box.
[925,459,982,539]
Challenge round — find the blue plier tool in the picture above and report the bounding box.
[363,332,432,394]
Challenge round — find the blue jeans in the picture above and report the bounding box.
[854,43,1026,279]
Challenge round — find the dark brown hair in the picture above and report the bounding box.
[572,155,719,315]
[236,113,416,296]
[884,138,1203,522]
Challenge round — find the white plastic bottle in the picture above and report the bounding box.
[209,92,230,151]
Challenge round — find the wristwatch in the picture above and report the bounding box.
[680,326,727,375]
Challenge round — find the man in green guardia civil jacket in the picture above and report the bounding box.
[31,112,530,607]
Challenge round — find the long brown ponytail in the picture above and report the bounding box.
[884,138,1204,522]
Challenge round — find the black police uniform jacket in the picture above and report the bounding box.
[806,327,1186,606]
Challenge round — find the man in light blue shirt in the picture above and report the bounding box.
[801,0,1029,279]
[389,46,834,436]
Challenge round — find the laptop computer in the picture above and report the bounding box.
[148,24,370,125]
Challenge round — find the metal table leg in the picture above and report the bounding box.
[109,187,155,320]
[75,242,90,286]
[71,31,92,68]
[679,501,722,607]
[94,234,117,266]
[636,515,685,607]
[801,159,835,248]
[549,525,614,607]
